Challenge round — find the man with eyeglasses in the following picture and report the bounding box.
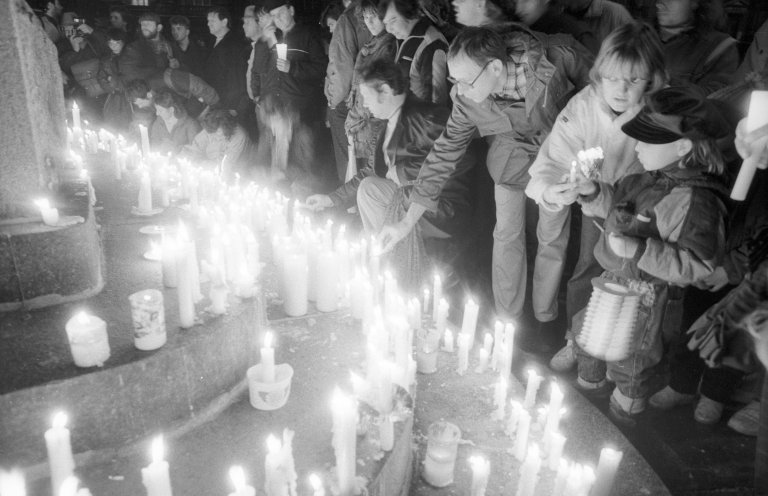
[378,25,592,345]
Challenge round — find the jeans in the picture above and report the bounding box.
[493,185,527,321]
[533,205,571,322]
[328,102,350,183]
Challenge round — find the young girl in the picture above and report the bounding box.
[570,85,732,424]
[526,22,667,359]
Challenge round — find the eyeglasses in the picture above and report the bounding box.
[601,75,648,86]
[447,59,493,89]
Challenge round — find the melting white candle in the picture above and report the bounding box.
[431,274,442,323]
[591,447,623,496]
[261,331,276,383]
[331,388,357,496]
[468,455,490,496]
[45,412,75,496]
[515,443,541,496]
[65,311,110,367]
[523,369,543,409]
[442,329,454,352]
[460,298,479,338]
[141,436,172,496]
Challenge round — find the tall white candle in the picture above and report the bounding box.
[591,447,623,496]
[460,298,479,338]
[468,455,489,496]
[261,332,276,383]
[579,466,596,496]
[65,312,110,367]
[45,412,75,496]
[442,329,454,353]
[513,409,531,461]
[281,250,308,317]
[379,414,394,452]
[308,474,325,496]
[264,435,288,496]
[138,171,153,213]
[422,288,430,315]
[483,333,493,355]
[552,460,570,496]
[161,234,179,288]
[475,348,489,373]
[176,241,195,329]
[544,382,564,448]
[515,443,541,496]
[501,323,515,379]
[72,102,81,129]
[315,250,339,312]
[492,376,508,420]
[431,274,442,323]
[506,400,522,438]
[548,432,566,471]
[141,436,173,496]
[331,388,357,496]
[523,369,543,409]
[491,321,503,370]
[436,298,449,334]
[457,333,470,375]
[276,43,287,60]
[732,91,768,200]
[139,124,151,157]
[563,463,583,496]
[129,290,166,351]
[227,466,255,496]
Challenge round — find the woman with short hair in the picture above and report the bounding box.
[149,88,201,154]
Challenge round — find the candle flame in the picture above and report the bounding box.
[266,434,282,455]
[468,455,489,471]
[58,476,79,496]
[527,443,540,459]
[551,381,562,397]
[440,298,449,308]
[433,273,441,284]
[308,473,322,490]
[229,465,246,490]
[74,312,89,325]
[263,331,273,349]
[330,386,354,413]
[52,411,68,429]
[35,198,50,210]
[148,241,161,260]
[527,369,539,380]
[72,102,79,111]
[150,436,164,464]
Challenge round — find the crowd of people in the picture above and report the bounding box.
[35,0,768,489]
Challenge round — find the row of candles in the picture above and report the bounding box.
[41,111,628,495]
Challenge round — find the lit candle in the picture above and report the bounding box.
[35,198,60,226]
[422,420,461,487]
[506,400,522,438]
[523,369,543,409]
[468,455,490,496]
[175,235,195,329]
[161,234,179,288]
[276,43,287,60]
[264,435,288,496]
[552,459,570,496]
[491,322,503,370]
[260,331,276,383]
[139,124,151,157]
[475,348,489,373]
[460,298,479,338]
[457,333,470,375]
[436,298,449,334]
[315,249,339,312]
[0,468,25,496]
[210,283,228,315]
[379,413,394,452]
[431,274,442,323]
[308,473,325,496]
[483,333,493,355]
[442,329,454,353]
[548,432,566,471]
[138,171,153,213]
[515,443,541,496]
[58,476,89,496]
[591,447,623,496]
[129,290,166,351]
[563,463,583,496]
[501,323,515,379]
[65,311,110,367]
[331,388,357,496]
[544,381,564,448]
[492,376,508,420]
[227,466,255,496]
[281,249,308,317]
[580,466,596,496]
[141,436,172,496]
[45,412,75,496]
[72,101,81,129]
[513,409,530,461]
[422,288,430,314]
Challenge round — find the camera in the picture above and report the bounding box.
[73,17,86,27]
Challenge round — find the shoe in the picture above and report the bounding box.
[694,396,724,424]
[727,401,760,436]
[649,386,695,410]
[608,395,638,428]
[576,376,612,398]
[550,343,576,372]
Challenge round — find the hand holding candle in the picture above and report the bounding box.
[732,91,768,200]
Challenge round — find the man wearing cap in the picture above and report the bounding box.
[120,12,171,90]
[257,0,328,124]
[169,15,207,79]
[204,7,250,122]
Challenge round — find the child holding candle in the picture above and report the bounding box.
[526,22,668,359]
[568,86,733,425]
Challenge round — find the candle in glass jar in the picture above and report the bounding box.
[260,331,276,383]
[129,289,166,351]
[227,466,255,496]
[141,436,172,496]
[65,311,110,367]
[45,412,75,496]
